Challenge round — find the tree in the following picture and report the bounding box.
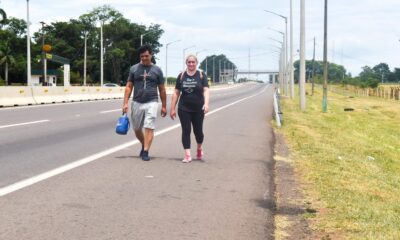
[372,63,391,83]
[393,68,400,82]
[0,8,6,26]
[0,43,16,85]
[0,17,25,85]
[0,5,164,85]
[293,59,347,84]
[200,54,235,83]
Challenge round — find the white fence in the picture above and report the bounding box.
[0,86,125,107]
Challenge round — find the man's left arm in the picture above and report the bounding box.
[158,84,167,117]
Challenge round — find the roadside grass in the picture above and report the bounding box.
[277,85,400,239]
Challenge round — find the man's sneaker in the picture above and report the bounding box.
[196,149,204,160]
[139,146,144,157]
[139,149,144,157]
[182,155,192,163]
[141,151,150,161]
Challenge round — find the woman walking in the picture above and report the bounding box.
[170,54,210,163]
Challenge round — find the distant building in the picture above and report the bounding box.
[31,69,62,86]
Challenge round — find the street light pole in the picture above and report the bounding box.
[165,39,181,85]
[84,31,88,86]
[322,0,328,112]
[212,56,215,82]
[299,0,306,110]
[182,45,196,71]
[40,21,46,86]
[100,21,104,86]
[218,60,221,83]
[205,57,208,75]
[290,0,294,99]
[264,10,288,96]
[140,31,153,46]
[195,49,207,73]
[268,35,285,93]
[268,28,289,96]
[26,0,31,86]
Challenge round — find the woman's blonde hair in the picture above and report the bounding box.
[185,54,198,63]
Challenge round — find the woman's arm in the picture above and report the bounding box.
[203,87,209,114]
[170,89,181,120]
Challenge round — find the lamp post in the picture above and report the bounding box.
[195,49,207,73]
[289,0,294,99]
[218,60,221,83]
[212,56,215,82]
[26,0,31,86]
[299,0,306,110]
[165,39,181,85]
[182,45,196,71]
[40,21,46,86]
[100,20,104,86]
[322,0,328,112]
[268,28,286,92]
[268,37,284,92]
[264,10,288,96]
[83,31,88,86]
[195,49,207,56]
[140,31,155,46]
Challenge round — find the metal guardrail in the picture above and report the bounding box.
[273,89,283,127]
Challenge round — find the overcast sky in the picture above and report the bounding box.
[2,0,400,79]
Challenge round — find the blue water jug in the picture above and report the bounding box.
[115,113,130,135]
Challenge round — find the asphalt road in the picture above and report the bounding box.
[0,83,277,240]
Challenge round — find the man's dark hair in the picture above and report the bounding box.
[138,44,153,55]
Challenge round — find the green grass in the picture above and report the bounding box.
[277,85,400,239]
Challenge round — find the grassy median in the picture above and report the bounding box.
[277,84,400,239]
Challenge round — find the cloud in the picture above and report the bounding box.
[2,0,400,76]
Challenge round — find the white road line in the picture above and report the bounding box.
[100,109,121,114]
[0,99,122,111]
[0,85,268,197]
[0,120,50,129]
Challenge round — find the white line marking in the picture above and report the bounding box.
[0,99,122,111]
[0,120,50,129]
[0,85,268,197]
[100,109,121,114]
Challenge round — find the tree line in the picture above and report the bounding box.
[293,60,400,88]
[0,5,163,86]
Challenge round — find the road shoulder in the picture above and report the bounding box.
[273,132,312,239]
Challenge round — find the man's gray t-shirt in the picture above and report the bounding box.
[128,63,164,103]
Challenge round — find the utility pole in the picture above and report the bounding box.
[84,31,88,86]
[299,0,306,110]
[40,21,46,86]
[26,0,31,86]
[311,37,316,95]
[219,60,221,83]
[322,0,328,112]
[212,56,215,82]
[205,57,208,75]
[165,39,181,85]
[248,48,251,80]
[100,21,104,86]
[290,0,294,99]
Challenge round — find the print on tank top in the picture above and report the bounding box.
[183,77,197,93]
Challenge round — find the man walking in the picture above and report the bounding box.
[122,44,167,161]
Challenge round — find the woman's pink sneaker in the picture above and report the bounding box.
[182,155,192,163]
[196,149,204,160]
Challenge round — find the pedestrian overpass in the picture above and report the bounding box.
[236,70,279,83]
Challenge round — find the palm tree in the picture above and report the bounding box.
[0,8,6,25]
[0,44,16,86]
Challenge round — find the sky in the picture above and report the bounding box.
[1,0,400,80]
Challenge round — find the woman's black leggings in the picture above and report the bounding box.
[178,109,205,149]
